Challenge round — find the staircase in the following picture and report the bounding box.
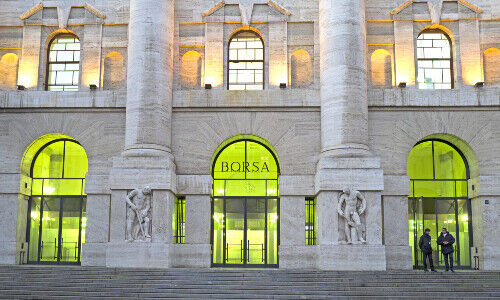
[0,265,499,299]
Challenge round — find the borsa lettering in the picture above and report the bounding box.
[221,161,270,172]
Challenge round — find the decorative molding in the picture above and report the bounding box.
[391,0,482,16]
[20,1,106,29]
[202,0,290,26]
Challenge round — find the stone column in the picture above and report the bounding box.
[123,0,174,157]
[319,0,369,157]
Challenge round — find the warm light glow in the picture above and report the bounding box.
[462,66,483,86]
[44,186,55,194]
[17,70,37,89]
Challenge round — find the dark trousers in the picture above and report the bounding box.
[443,252,454,270]
[422,252,434,270]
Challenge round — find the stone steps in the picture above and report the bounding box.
[0,265,499,299]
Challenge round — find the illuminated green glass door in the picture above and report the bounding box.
[28,196,85,264]
[212,197,279,267]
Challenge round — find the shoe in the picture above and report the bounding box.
[451,269,454,272]
[424,269,429,272]
[431,269,437,272]
[445,269,449,272]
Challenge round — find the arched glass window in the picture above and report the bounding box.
[417,30,453,89]
[228,31,264,90]
[407,140,471,269]
[47,35,81,91]
[211,136,279,267]
[27,139,88,264]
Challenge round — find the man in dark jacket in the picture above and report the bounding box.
[437,227,455,272]
[419,228,436,272]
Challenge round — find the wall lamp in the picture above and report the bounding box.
[279,83,287,89]
[89,84,98,91]
[205,83,212,90]
[474,82,484,88]
[17,85,26,91]
[398,82,407,88]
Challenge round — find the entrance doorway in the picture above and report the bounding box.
[211,135,280,268]
[212,197,278,267]
[407,139,472,269]
[28,196,86,264]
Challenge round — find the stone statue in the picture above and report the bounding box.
[125,186,152,242]
[338,188,367,244]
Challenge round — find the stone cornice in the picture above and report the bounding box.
[391,0,482,16]
[202,0,290,26]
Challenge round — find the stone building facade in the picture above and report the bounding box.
[0,0,498,271]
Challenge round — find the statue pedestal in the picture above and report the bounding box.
[106,242,171,268]
[317,245,386,271]
[315,156,386,270]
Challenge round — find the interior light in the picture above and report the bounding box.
[205,83,212,90]
[89,84,98,91]
[279,83,287,89]
[17,85,26,91]
[398,82,407,88]
[474,82,484,88]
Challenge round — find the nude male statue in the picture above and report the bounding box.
[338,188,367,244]
[125,186,152,242]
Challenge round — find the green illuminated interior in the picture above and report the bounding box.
[407,140,470,268]
[27,139,87,264]
[305,198,316,245]
[173,197,185,244]
[212,137,279,266]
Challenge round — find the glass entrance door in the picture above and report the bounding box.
[27,196,86,264]
[212,197,279,267]
[409,197,472,269]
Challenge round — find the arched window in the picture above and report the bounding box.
[211,136,279,267]
[417,30,453,89]
[46,35,81,91]
[228,31,264,90]
[407,140,471,269]
[27,138,88,264]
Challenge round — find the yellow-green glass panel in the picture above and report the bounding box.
[40,197,60,262]
[213,141,246,180]
[213,180,225,197]
[456,181,468,197]
[457,199,470,266]
[226,199,244,264]
[63,141,88,178]
[60,197,81,262]
[267,198,278,264]
[32,179,43,195]
[266,180,278,196]
[247,198,265,265]
[434,141,466,180]
[407,141,434,179]
[413,180,455,198]
[212,198,224,264]
[28,197,42,262]
[33,141,64,178]
[225,180,267,197]
[43,179,84,196]
[246,142,278,180]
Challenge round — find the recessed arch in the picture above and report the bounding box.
[103,51,124,90]
[181,50,203,89]
[290,50,312,88]
[484,48,500,85]
[370,49,392,87]
[0,53,19,90]
[45,32,81,91]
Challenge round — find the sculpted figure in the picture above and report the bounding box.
[125,186,152,242]
[338,188,367,244]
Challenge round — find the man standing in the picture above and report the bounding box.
[437,227,455,272]
[419,228,437,272]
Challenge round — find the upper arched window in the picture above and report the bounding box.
[417,30,453,89]
[228,31,264,90]
[46,35,81,91]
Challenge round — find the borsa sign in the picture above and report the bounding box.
[220,161,270,173]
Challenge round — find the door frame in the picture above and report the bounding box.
[26,195,85,265]
[211,196,280,268]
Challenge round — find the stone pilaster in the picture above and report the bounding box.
[17,25,42,90]
[319,0,369,157]
[123,0,174,157]
[81,24,102,88]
